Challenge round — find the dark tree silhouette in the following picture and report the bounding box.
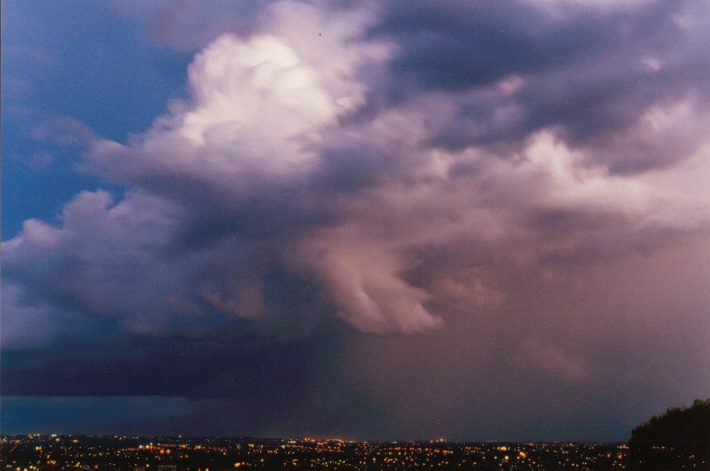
[628,399,710,470]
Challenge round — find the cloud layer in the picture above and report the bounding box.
[3,0,709,439]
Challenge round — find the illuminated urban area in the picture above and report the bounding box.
[1,434,634,470]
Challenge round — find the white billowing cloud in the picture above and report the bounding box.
[583,95,710,173]
[4,0,710,348]
[89,34,333,198]
[2,190,189,333]
[491,131,648,212]
[87,2,389,203]
[183,34,335,147]
[298,224,442,334]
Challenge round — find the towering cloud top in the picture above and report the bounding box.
[2,0,709,439]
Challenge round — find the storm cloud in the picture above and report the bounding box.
[2,0,709,439]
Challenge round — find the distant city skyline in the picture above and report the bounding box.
[2,0,709,440]
[0,435,634,470]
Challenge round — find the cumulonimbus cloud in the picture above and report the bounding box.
[2,3,709,432]
[2,1,710,442]
[4,0,710,345]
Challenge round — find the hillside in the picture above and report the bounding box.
[628,399,710,470]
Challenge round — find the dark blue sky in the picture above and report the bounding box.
[2,0,709,440]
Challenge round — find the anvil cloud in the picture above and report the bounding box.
[2,0,709,439]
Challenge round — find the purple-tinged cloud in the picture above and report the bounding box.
[2,0,709,439]
[5,0,710,340]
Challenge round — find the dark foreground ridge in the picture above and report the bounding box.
[628,398,710,471]
[1,436,628,470]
